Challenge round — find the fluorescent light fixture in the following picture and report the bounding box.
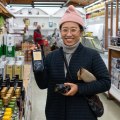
[34,2,64,4]
[35,5,61,7]
[84,0,115,9]
[84,0,103,9]
[9,4,32,7]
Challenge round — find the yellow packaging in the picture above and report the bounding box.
[4,111,12,116]
[6,64,13,80]
[2,115,11,120]
[1,87,7,93]
[5,108,12,112]
[14,62,24,80]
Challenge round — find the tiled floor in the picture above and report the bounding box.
[28,52,120,120]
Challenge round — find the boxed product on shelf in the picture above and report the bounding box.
[5,59,24,80]
[22,41,33,51]
[15,51,25,63]
[111,57,118,68]
[0,81,24,119]
[111,36,120,46]
[111,57,120,89]
[22,41,33,62]
[111,57,120,69]
[16,55,25,64]
[6,61,15,80]
[14,61,24,80]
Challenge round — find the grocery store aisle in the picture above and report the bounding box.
[30,70,47,120]
[30,52,120,120]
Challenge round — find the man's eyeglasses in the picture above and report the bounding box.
[61,28,80,34]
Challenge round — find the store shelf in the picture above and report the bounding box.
[109,45,120,51]
[86,15,104,20]
[86,7,105,14]
[109,84,120,102]
[108,46,120,102]
[13,27,55,31]
[0,2,14,18]
[14,15,49,18]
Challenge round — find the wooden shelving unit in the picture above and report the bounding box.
[108,45,120,102]
[0,2,14,18]
[86,6,105,14]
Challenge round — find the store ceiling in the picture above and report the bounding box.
[4,0,97,8]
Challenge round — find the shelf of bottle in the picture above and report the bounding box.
[86,7,105,14]
[86,15,105,21]
[13,27,56,31]
[14,14,50,18]
[109,84,120,102]
[108,45,120,51]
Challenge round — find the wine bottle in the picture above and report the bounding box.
[0,74,3,90]
[5,74,10,89]
[32,47,44,72]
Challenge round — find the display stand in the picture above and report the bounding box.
[108,45,120,102]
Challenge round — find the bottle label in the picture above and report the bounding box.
[8,46,12,52]
[33,51,42,61]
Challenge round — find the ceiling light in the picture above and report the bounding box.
[34,2,64,4]
[35,5,61,7]
[84,0,103,9]
[9,4,32,7]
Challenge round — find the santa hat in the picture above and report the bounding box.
[59,5,84,28]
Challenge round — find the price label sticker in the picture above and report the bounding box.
[33,51,42,60]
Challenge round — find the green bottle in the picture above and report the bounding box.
[0,34,3,57]
[3,34,7,55]
[0,40,2,57]
[6,34,15,57]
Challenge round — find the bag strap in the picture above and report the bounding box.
[60,47,73,81]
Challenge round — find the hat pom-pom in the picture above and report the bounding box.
[68,5,75,11]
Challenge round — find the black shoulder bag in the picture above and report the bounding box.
[60,47,104,117]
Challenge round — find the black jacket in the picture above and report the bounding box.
[34,43,111,120]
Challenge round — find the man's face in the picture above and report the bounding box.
[60,22,82,46]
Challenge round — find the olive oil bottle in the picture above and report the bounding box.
[6,34,15,57]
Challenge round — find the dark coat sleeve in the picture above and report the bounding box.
[77,51,111,95]
[33,53,52,89]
